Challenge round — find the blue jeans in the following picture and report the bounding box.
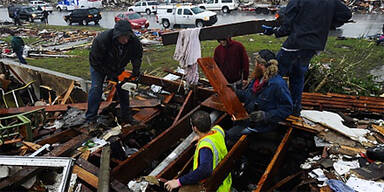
[15,49,27,64]
[85,66,131,122]
[277,49,315,115]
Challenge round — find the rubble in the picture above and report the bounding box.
[0,25,383,192]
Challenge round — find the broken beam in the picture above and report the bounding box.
[112,105,201,184]
[0,99,161,115]
[98,145,111,192]
[254,127,293,192]
[202,134,249,191]
[197,58,248,121]
[161,20,278,45]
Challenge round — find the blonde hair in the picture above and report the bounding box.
[251,52,279,81]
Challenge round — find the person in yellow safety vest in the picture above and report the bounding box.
[164,110,232,192]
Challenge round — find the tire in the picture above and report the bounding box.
[196,20,204,28]
[129,9,133,12]
[162,19,170,28]
[263,8,269,14]
[200,6,205,9]
[58,7,62,12]
[222,6,229,13]
[146,9,151,15]
[255,7,262,14]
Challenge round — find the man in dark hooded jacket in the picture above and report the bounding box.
[263,0,352,116]
[86,20,143,133]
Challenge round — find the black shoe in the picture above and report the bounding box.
[88,121,102,137]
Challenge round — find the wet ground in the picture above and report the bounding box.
[1,8,384,38]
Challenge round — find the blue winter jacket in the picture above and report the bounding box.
[236,75,293,131]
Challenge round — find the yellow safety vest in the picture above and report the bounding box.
[193,125,232,192]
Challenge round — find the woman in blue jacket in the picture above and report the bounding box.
[227,49,293,143]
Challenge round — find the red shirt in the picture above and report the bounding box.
[214,39,249,83]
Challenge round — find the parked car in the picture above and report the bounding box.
[64,8,101,25]
[198,0,239,13]
[114,12,149,29]
[127,1,158,15]
[8,5,44,22]
[156,6,217,28]
[29,1,54,13]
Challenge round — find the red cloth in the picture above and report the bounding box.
[252,79,266,93]
[214,39,249,84]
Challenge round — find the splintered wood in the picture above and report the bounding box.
[197,57,248,121]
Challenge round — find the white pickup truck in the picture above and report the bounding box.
[198,0,239,13]
[156,6,217,28]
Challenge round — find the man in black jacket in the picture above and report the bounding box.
[86,20,143,133]
[263,0,352,116]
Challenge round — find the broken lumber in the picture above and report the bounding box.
[254,127,293,192]
[112,105,201,184]
[161,20,278,45]
[197,57,248,121]
[98,145,111,192]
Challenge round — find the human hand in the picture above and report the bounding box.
[164,179,181,192]
[249,110,266,123]
[262,25,275,36]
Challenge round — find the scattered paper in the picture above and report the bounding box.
[333,160,360,175]
[346,177,384,192]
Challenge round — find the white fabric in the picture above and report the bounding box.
[173,28,201,85]
[301,110,370,142]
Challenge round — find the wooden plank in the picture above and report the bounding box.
[37,128,80,145]
[201,94,227,112]
[172,90,193,127]
[121,94,175,137]
[0,99,161,115]
[161,20,278,45]
[98,145,111,192]
[266,171,303,192]
[48,133,91,157]
[76,158,130,192]
[254,127,293,192]
[61,81,75,104]
[112,105,201,184]
[0,102,112,115]
[73,165,98,189]
[197,58,248,121]
[202,135,249,191]
[76,158,99,176]
[372,125,384,137]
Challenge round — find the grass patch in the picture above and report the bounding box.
[25,23,105,32]
[15,32,383,95]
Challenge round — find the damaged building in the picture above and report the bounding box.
[0,21,383,192]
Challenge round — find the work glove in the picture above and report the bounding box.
[262,25,276,36]
[249,110,266,123]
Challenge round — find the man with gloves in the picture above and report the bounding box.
[227,50,292,144]
[262,0,352,116]
[86,20,143,134]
